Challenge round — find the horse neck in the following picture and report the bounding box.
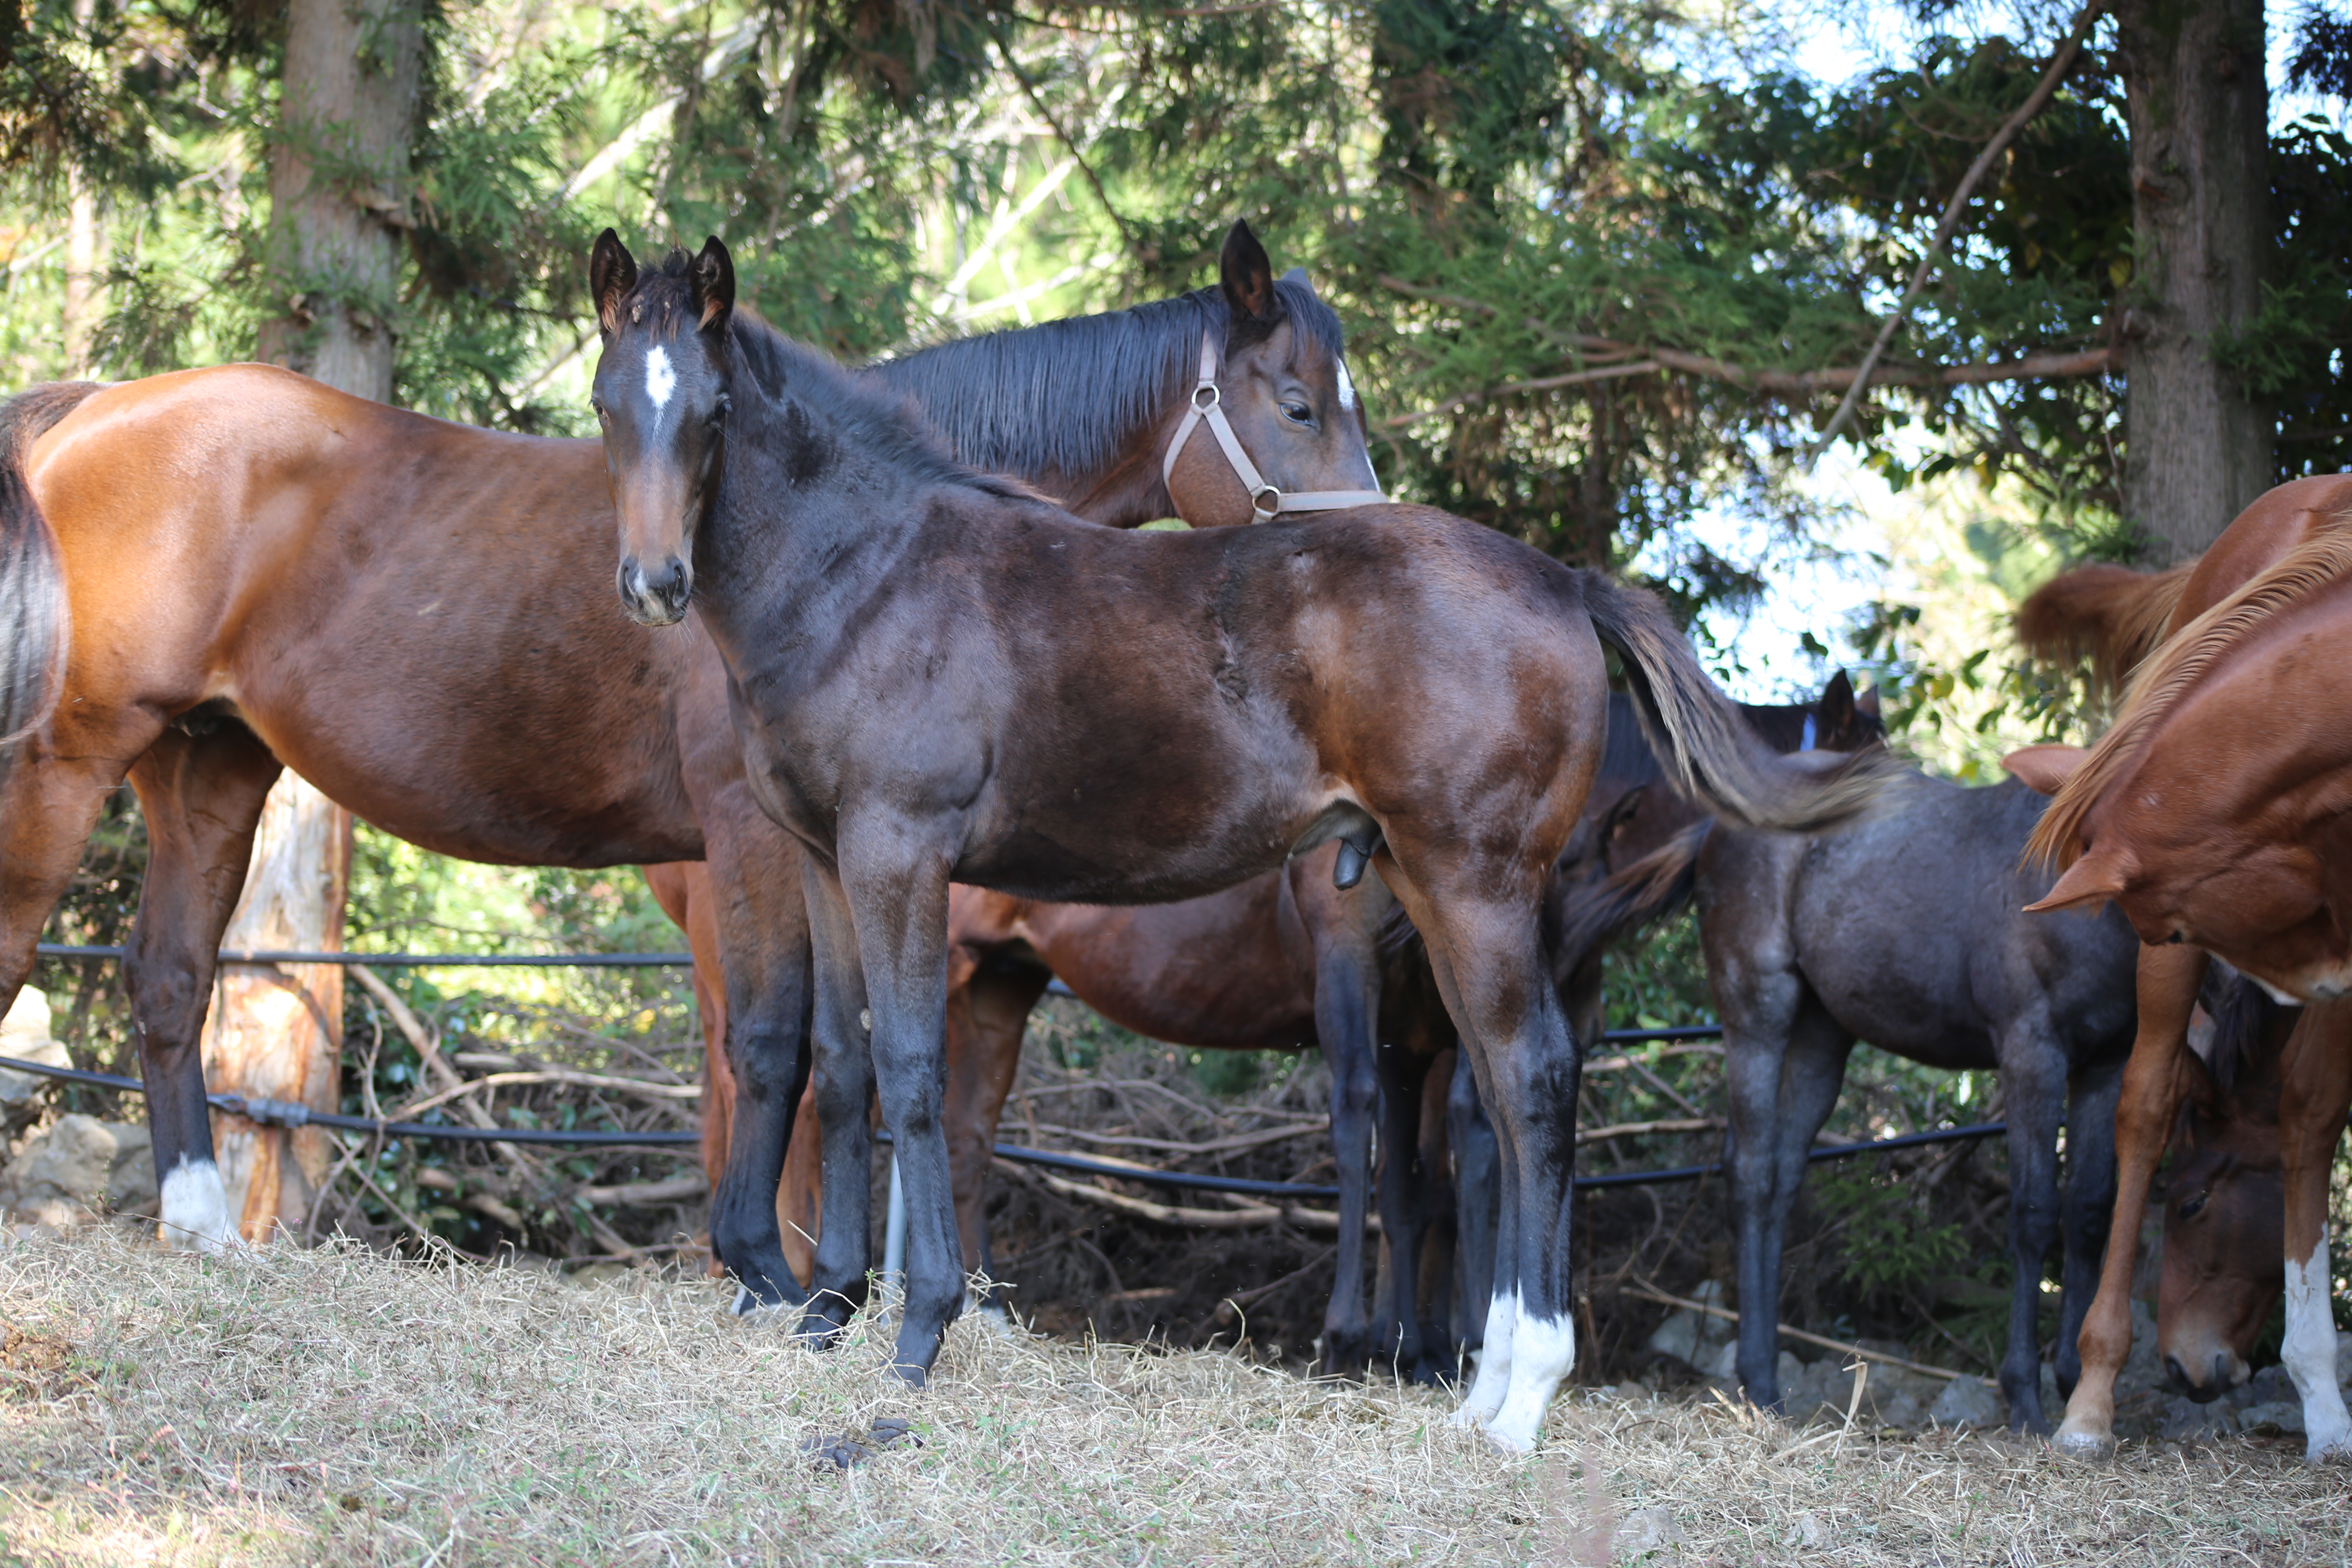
[870,307,1207,527]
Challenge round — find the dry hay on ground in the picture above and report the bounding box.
[0,1231,2339,1566]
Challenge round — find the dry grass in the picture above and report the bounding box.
[0,1230,2341,1566]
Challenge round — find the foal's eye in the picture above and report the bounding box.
[1282,401,1313,425]
[2178,1192,2208,1219]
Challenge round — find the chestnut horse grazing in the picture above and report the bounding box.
[586,234,1886,1449]
[2016,473,2352,1459]
[0,220,1376,1263]
[2154,969,2297,1404]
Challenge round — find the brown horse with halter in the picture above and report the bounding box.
[584,232,1886,1448]
[2009,472,2352,1459]
[0,222,1376,1285]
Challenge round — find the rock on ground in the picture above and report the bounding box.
[0,1115,157,1230]
[0,990,70,1109]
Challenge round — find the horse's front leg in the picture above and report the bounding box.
[120,727,281,1249]
[2055,943,2205,1456]
[694,805,815,1315]
[797,853,875,1343]
[838,817,963,1386]
[2276,999,2352,1461]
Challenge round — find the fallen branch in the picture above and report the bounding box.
[1022,1119,1329,1156]
[1011,1162,1352,1232]
[394,1069,701,1118]
[1621,1283,1963,1381]
[575,1172,708,1206]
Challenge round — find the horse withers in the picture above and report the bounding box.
[584,232,1886,1450]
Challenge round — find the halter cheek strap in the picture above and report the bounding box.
[1161,333,1389,524]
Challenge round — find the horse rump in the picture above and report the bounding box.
[1576,572,1889,832]
[0,383,100,755]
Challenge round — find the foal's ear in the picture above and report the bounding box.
[1817,669,1856,737]
[1219,220,1276,323]
[690,236,735,333]
[590,229,637,338]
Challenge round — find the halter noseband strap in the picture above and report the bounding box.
[1161,333,1388,524]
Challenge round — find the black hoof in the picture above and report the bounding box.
[728,1264,806,1317]
[795,1291,859,1347]
[1321,1327,1376,1375]
[1408,1354,1453,1389]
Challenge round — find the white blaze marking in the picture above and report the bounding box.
[159,1157,238,1253]
[645,345,676,416]
[1488,1310,1577,1453]
[2283,1232,2352,1460]
[1336,357,1357,411]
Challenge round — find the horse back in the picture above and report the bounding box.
[27,364,706,865]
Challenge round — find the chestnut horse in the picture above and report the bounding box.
[586,234,1886,1448]
[0,222,1376,1272]
[2012,472,2352,1458]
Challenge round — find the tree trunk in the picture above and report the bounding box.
[60,0,99,375]
[2115,0,2271,564]
[206,0,421,1241]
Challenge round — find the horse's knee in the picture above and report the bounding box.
[123,958,209,1045]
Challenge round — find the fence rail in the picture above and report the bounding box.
[20,942,2001,1204]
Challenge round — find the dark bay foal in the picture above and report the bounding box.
[584,234,1884,1450]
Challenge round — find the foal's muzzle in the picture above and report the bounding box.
[618,554,694,626]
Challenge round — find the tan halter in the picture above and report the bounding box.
[1162,333,1388,523]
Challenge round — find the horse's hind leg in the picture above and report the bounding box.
[2275,1000,2352,1461]
[1370,1033,1430,1376]
[1305,908,1383,1375]
[1446,1045,1498,1369]
[2055,1050,2123,1401]
[120,726,282,1249]
[1993,1020,2071,1432]
[1395,885,1572,1450]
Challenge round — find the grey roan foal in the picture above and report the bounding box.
[1570,770,2137,1430]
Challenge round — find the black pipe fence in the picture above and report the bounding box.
[18,942,2006,1202]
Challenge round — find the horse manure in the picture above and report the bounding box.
[801,1416,925,1471]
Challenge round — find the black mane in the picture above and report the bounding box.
[866,276,1347,481]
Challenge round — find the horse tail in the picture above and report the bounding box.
[1578,572,1890,831]
[2015,560,2195,697]
[1553,821,1711,972]
[0,382,101,753]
